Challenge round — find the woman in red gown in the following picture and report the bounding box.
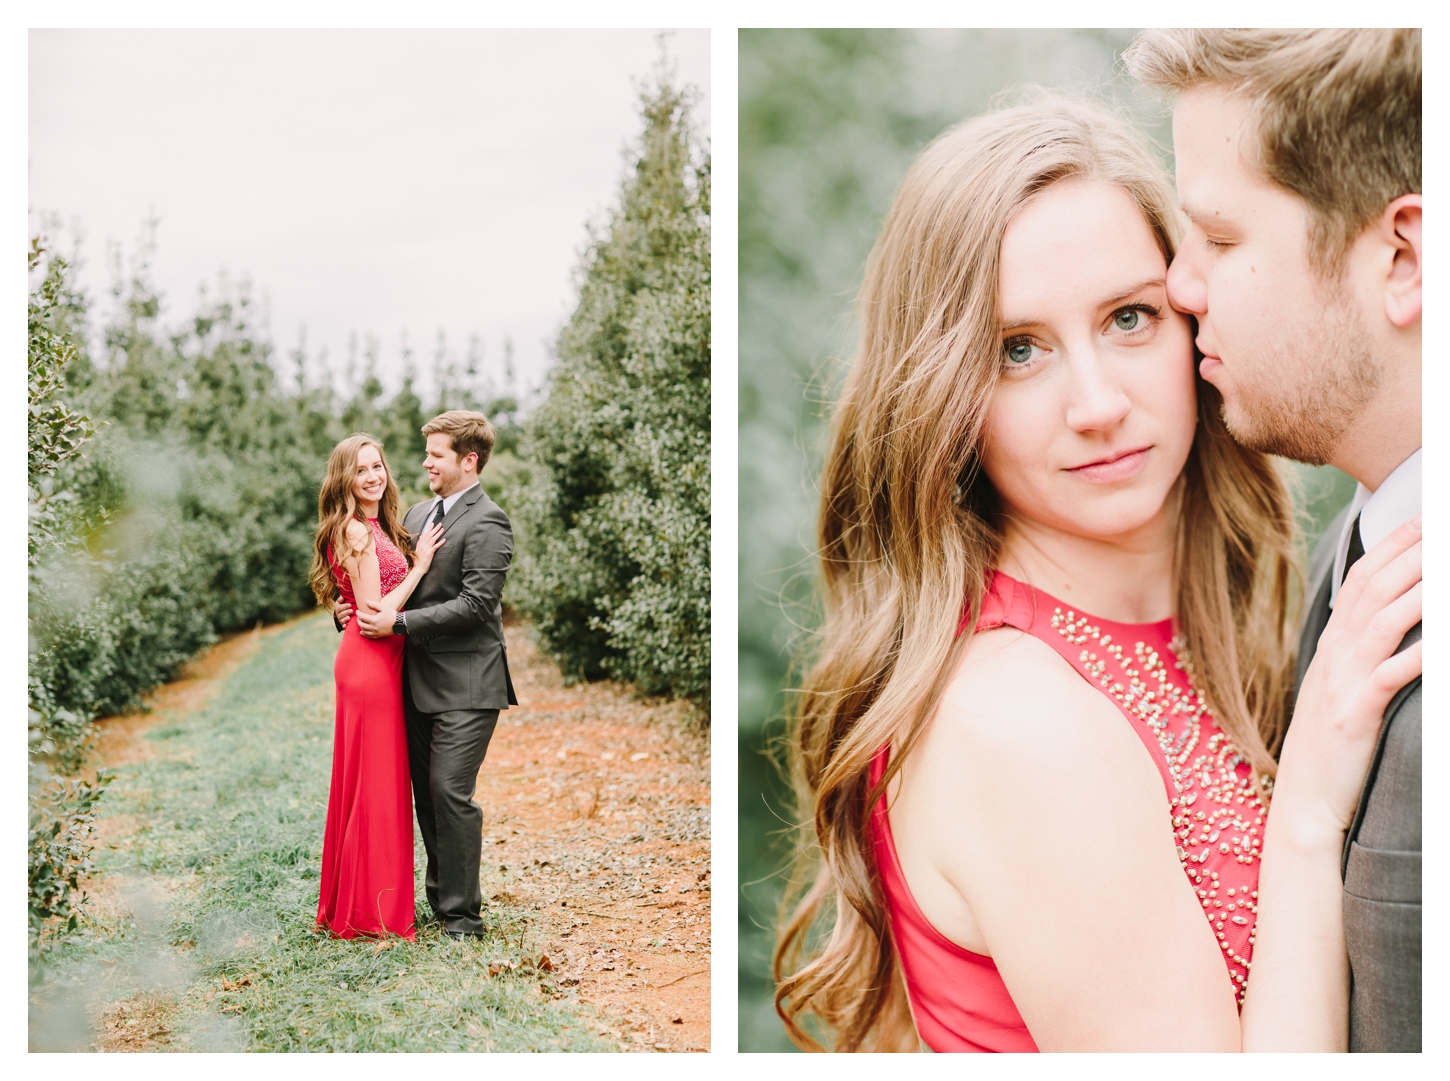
[309,434,445,939]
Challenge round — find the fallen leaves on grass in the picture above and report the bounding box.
[486,953,554,979]
[100,993,178,1051]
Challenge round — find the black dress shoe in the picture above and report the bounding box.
[445,929,484,940]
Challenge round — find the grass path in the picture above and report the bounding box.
[29,613,630,1052]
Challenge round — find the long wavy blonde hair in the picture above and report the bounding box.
[309,433,414,607]
[774,95,1301,1052]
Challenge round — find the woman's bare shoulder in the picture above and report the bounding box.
[934,626,1125,756]
[906,624,1171,887]
[342,518,374,555]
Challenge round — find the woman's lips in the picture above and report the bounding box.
[1067,447,1150,484]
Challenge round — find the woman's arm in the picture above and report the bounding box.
[379,522,445,613]
[341,521,382,609]
[1238,516,1422,1050]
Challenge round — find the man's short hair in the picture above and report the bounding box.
[421,410,497,471]
[1124,29,1420,272]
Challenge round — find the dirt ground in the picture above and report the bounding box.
[86,613,710,1053]
[477,615,710,1052]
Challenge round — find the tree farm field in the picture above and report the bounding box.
[29,612,709,1052]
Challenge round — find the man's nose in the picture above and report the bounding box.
[1166,246,1207,316]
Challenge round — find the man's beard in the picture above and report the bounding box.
[1219,286,1381,465]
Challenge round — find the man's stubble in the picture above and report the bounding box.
[1217,282,1382,466]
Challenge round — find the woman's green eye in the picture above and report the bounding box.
[1114,309,1142,331]
[1005,341,1036,365]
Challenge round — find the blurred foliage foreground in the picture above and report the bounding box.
[736,29,1357,1050]
[28,73,710,964]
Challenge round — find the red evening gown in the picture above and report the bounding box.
[316,516,416,939]
[870,570,1267,1051]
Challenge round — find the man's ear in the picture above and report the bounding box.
[1380,194,1421,329]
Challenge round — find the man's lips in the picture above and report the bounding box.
[1196,338,1224,380]
[1067,446,1151,483]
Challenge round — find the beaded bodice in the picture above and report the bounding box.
[331,516,409,603]
[980,571,1266,1006]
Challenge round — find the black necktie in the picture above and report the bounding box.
[1341,514,1365,586]
[431,500,446,531]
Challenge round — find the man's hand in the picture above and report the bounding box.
[1279,514,1421,833]
[334,598,355,626]
[356,599,400,639]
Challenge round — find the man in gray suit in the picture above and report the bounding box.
[351,410,518,938]
[1127,30,1421,1050]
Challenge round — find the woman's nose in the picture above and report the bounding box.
[1064,353,1132,433]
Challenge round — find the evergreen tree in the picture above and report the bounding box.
[377,365,428,495]
[508,70,710,706]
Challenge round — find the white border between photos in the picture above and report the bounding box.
[710,20,740,1061]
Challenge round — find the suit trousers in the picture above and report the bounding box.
[403,665,499,936]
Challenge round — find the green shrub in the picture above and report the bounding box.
[32,534,217,721]
[28,770,113,955]
[27,240,108,949]
[30,267,325,722]
[506,73,710,706]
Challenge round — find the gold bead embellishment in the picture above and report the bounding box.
[1051,608,1266,1006]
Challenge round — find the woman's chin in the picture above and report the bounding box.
[1030,492,1174,543]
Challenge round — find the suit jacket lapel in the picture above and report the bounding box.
[1293,502,1354,700]
[403,501,431,549]
[1341,623,1422,878]
[1294,574,1333,700]
[438,484,483,537]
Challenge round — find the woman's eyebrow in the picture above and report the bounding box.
[1098,278,1165,309]
[1000,317,1041,333]
[1000,278,1165,333]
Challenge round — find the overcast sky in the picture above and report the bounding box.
[28,28,711,402]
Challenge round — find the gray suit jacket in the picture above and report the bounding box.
[1294,507,1421,1052]
[401,485,518,714]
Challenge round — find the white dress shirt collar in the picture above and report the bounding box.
[1329,447,1421,607]
[430,481,480,519]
